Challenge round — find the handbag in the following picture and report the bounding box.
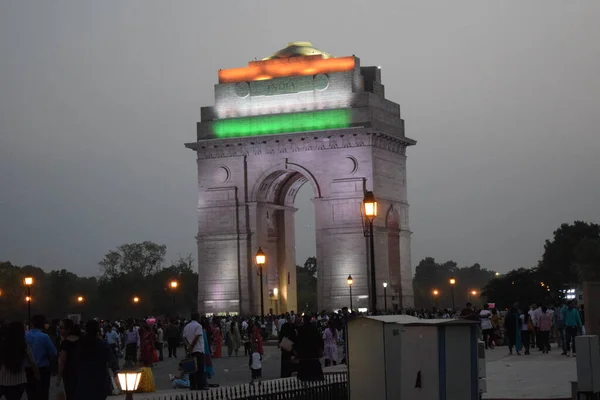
[181,356,198,374]
[280,337,294,352]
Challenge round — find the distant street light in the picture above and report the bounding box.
[449,277,456,311]
[169,280,178,289]
[363,191,378,313]
[255,247,266,318]
[347,275,354,311]
[432,289,439,308]
[24,277,33,326]
[77,296,84,303]
[382,282,388,311]
[133,296,140,304]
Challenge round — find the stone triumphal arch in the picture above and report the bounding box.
[185,42,416,315]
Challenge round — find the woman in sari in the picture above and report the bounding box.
[203,332,214,383]
[503,305,521,355]
[138,324,156,367]
[212,318,222,358]
[252,320,264,355]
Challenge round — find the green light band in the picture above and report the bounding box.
[212,109,351,138]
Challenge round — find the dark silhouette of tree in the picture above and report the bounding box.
[296,257,317,312]
[99,241,167,280]
[537,221,600,288]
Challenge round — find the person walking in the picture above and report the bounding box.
[278,315,297,378]
[25,315,57,400]
[479,304,493,350]
[503,305,521,356]
[0,322,40,400]
[166,321,180,358]
[57,319,81,400]
[562,301,582,357]
[75,320,118,400]
[538,306,553,354]
[124,323,139,363]
[155,323,164,362]
[227,319,241,357]
[322,322,338,367]
[182,313,206,391]
[519,309,532,355]
[294,315,324,382]
[138,324,155,367]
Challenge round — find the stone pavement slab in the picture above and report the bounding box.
[483,347,575,399]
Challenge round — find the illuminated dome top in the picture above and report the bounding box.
[262,41,333,61]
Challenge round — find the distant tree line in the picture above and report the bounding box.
[0,241,198,321]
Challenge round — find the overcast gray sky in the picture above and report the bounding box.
[1,1,599,277]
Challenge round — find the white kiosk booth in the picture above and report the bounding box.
[347,315,483,400]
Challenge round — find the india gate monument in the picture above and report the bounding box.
[185,42,416,316]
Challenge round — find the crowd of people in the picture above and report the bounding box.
[0,300,586,398]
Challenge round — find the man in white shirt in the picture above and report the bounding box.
[277,315,287,332]
[182,313,206,390]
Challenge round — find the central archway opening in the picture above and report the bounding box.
[294,183,317,313]
[255,166,318,315]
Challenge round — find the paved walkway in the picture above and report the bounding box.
[483,346,576,399]
[104,344,577,399]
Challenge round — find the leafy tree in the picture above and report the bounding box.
[296,257,317,312]
[537,221,600,288]
[573,238,600,281]
[99,241,167,280]
[481,268,552,310]
[412,257,494,309]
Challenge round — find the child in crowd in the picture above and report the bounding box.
[249,343,262,385]
[169,361,190,389]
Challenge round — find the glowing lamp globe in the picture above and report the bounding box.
[24,277,33,286]
[255,247,266,266]
[363,191,378,220]
[347,275,353,286]
[117,365,142,400]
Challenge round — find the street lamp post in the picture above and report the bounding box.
[24,277,33,327]
[449,277,456,311]
[169,280,178,314]
[432,289,439,309]
[363,191,378,313]
[347,275,354,311]
[469,290,478,303]
[255,247,266,318]
[382,282,388,311]
[77,296,85,323]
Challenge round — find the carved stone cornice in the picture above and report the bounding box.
[185,128,416,160]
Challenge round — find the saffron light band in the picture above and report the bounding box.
[218,56,355,84]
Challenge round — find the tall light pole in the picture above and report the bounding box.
[449,277,456,311]
[432,289,439,309]
[363,191,378,313]
[469,290,478,303]
[347,275,354,311]
[169,279,178,315]
[382,282,388,311]
[77,296,85,323]
[24,277,33,327]
[255,247,266,318]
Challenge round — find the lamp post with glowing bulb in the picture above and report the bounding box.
[168,279,178,314]
[363,191,378,313]
[117,362,142,400]
[382,282,388,311]
[432,289,439,309]
[347,275,354,311]
[469,290,478,303]
[76,296,85,323]
[449,277,456,311]
[133,296,140,305]
[24,277,33,326]
[255,247,266,318]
